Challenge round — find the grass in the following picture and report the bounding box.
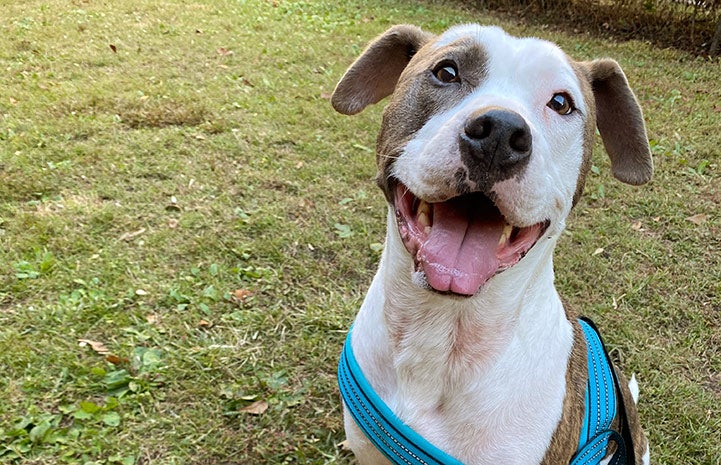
[0,0,719,463]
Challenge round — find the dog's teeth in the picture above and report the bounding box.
[417,200,430,216]
[498,224,513,245]
[417,201,432,232]
[418,211,431,229]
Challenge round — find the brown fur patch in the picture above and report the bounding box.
[579,59,653,186]
[569,60,598,207]
[541,319,587,464]
[542,314,649,464]
[331,25,432,116]
[376,37,489,199]
[614,368,650,463]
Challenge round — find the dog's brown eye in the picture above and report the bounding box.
[547,93,574,115]
[433,63,460,84]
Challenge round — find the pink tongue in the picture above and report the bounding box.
[417,198,505,296]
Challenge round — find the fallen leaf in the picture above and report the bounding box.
[9,97,18,106]
[217,47,234,56]
[686,213,708,225]
[295,161,304,169]
[240,400,268,415]
[119,227,146,241]
[167,218,179,228]
[198,319,213,328]
[105,354,128,365]
[78,339,110,355]
[232,289,253,302]
[592,247,604,256]
[146,314,159,324]
[631,221,643,231]
[109,44,117,53]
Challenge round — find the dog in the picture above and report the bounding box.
[331,24,652,465]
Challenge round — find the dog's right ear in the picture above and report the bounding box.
[331,25,431,115]
[582,59,653,186]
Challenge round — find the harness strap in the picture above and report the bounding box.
[338,330,464,465]
[338,319,630,465]
[573,318,628,465]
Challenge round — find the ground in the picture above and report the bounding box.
[0,0,719,464]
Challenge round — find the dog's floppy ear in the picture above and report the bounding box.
[584,59,653,185]
[332,25,431,115]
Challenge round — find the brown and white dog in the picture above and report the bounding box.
[331,24,651,465]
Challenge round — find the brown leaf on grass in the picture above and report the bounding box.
[105,354,129,365]
[109,44,117,53]
[146,314,159,324]
[240,400,268,415]
[631,221,643,231]
[217,47,234,56]
[686,213,708,225]
[198,319,213,328]
[232,289,253,302]
[78,339,110,355]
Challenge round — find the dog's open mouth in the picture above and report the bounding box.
[395,183,549,296]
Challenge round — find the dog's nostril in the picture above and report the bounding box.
[510,127,531,153]
[463,109,532,165]
[464,116,494,140]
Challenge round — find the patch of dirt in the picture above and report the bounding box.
[467,0,720,56]
[705,372,721,397]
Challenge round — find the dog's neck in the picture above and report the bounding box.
[381,207,566,351]
[351,210,574,457]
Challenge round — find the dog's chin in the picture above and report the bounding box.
[394,182,549,297]
[410,270,473,299]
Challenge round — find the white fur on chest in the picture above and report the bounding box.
[346,216,574,465]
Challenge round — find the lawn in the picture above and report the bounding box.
[0,0,719,464]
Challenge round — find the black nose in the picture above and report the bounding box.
[460,109,532,173]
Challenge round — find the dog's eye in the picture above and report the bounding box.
[547,93,575,115]
[432,62,460,84]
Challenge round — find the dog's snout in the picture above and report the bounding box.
[461,109,532,172]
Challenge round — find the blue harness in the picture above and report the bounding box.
[337,318,630,465]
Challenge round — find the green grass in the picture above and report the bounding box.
[0,0,719,463]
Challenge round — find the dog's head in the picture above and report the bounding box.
[332,24,652,297]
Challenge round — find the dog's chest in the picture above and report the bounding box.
[352,302,574,464]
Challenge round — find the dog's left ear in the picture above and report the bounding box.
[332,25,432,115]
[583,59,653,185]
